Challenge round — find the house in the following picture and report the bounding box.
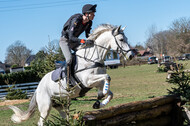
[0,61,5,74]
[25,55,36,66]
[137,47,153,57]
[10,67,25,73]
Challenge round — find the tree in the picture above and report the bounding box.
[35,49,47,61]
[145,25,159,55]
[47,39,65,61]
[169,17,190,54]
[146,30,170,56]
[31,39,64,78]
[5,41,32,66]
[145,17,190,56]
[134,43,145,51]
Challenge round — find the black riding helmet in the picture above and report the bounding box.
[82,4,97,14]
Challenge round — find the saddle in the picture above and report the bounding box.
[51,63,66,82]
[52,54,78,82]
[51,54,91,97]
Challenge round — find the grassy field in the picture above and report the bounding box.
[0,60,189,126]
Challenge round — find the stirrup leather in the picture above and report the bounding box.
[66,65,70,87]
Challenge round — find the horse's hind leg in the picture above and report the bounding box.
[37,94,52,126]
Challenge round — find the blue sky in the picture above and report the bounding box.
[0,0,190,62]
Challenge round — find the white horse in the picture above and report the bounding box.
[9,24,134,126]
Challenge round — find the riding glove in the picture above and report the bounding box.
[80,39,94,46]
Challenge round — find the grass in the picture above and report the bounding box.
[0,60,189,126]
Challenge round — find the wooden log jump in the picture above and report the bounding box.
[83,95,183,126]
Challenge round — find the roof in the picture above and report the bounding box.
[25,55,36,64]
[139,50,146,55]
[0,61,5,70]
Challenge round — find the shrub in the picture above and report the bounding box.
[44,82,86,126]
[44,111,85,126]
[158,63,183,72]
[24,66,32,70]
[167,71,190,102]
[5,84,28,100]
[11,64,18,68]
[157,65,167,72]
[0,70,40,86]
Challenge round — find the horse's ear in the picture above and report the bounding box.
[113,25,121,36]
[121,26,127,31]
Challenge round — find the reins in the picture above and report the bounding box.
[75,29,132,73]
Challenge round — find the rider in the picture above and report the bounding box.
[59,4,97,83]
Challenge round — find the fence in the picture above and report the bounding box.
[83,95,183,126]
[0,82,38,99]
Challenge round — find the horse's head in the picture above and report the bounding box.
[80,24,134,62]
[110,26,134,60]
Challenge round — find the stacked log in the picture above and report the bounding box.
[83,95,183,126]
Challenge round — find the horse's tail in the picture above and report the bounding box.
[9,92,37,123]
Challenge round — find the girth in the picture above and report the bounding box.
[75,62,105,74]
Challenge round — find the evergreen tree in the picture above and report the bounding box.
[167,70,190,102]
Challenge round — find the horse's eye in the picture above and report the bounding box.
[120,39,124,41]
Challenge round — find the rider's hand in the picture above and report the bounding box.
[80,39,94,46]
[85,40,94,46]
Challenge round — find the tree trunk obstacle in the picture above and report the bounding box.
[83,95,183,126]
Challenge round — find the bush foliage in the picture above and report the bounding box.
[44,111,85,126]
[5,84,28,100]
[0,70,40,86]
[167,71,190,102]
[158,63,183,72]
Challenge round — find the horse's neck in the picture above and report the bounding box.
[95,35,111,62]
[77,32,111,63]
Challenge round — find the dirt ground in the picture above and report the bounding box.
[0,99,29,106]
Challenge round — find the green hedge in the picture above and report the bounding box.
[0,70,41,85]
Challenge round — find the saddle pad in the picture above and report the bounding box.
[52,67,66,82]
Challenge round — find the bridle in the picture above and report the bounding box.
[112,33,132,59]
[93,31,132,59]
[75,29,132,73]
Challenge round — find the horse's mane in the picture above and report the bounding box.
[88,24,117,41]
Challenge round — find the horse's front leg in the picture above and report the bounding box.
[87,74,113,109]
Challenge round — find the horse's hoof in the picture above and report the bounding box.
[93,100,100,109]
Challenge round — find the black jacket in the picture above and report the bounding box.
[61,13,92,50]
